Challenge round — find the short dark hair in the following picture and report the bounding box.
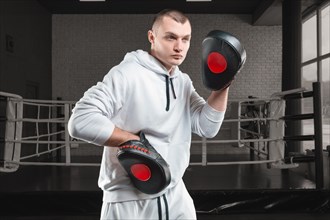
[151,9,190,30]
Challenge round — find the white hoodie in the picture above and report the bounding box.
[68,50,225,202]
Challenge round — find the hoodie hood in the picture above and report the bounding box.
[123,50,179,111]
[123,50,181,78]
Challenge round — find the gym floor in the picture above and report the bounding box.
[0,154,329,220]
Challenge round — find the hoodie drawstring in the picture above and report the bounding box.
[165,76,170,111]
[157,194,169,220]
[165,75,177,111]
[170,78,177,99]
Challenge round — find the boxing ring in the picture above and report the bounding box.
[0,91,285,169]
[0,82,326,187]
[0,82,329,219]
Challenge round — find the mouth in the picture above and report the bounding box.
[172,54,183,59]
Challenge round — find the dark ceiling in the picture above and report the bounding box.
[37,0,263,14]
[36,0,324,25]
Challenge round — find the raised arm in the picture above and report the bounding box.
[207,87,229,111]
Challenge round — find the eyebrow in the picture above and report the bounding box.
[164,31,191,39]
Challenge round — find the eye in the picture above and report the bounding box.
[165,35,176,41]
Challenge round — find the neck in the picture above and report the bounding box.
[168,67,175,75]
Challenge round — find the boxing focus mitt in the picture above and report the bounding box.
[117,132,171,194]
[202,30,246,91]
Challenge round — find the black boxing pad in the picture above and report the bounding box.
[117,132,171,194]
[202,30,246,91]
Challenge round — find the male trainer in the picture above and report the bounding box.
[68,9,243,219]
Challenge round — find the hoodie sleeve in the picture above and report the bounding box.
[189,86,225,139]
[68,67,127,146]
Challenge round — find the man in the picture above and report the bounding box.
[68,9,229,219]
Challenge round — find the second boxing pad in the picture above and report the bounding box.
[202,30,246,91]
[117,132,171,194]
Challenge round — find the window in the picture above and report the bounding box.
[302,1,330,150]
[302,14,317,62]
[321,6,330,55]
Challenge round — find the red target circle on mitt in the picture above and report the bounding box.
[207,52,227,74]
[130,164,151,181]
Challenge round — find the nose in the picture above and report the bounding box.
[174,40,183,52]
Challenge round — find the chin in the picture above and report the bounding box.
[172,60,183,66]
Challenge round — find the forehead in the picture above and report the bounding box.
[157,16,191,36]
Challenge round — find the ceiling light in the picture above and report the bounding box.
[79,0,106,2]
[186,0,212,2]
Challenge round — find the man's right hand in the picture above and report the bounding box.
[104,127,140,147]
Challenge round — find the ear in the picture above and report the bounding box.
[148,30,154,44]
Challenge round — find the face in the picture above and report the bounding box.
[148,16,191,72]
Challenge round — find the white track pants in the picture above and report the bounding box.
[100,180,196,220]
